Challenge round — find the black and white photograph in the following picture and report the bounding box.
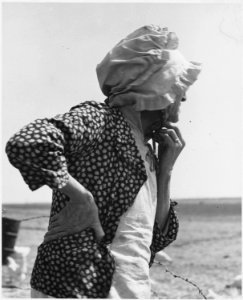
[1,0,242,299]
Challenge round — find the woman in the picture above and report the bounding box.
[6,25,201,298]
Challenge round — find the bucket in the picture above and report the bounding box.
[2,217,21,265]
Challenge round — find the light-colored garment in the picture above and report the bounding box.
[96,24,202,112]
[108,107,157,299]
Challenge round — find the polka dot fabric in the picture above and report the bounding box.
[149,201,179,267]
[6,100,179,298]
[31,229,115,298]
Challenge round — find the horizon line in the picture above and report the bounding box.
[2,196,242,206]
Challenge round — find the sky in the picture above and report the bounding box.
[1,1,243,204]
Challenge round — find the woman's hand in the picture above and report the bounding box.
[44,176,104,243]
[157,124,185,175]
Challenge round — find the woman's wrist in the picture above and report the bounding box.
[59,174,93,204]
[158,167,172,183]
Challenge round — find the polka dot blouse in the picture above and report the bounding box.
[6,100,179,298]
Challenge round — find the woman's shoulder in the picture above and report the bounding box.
[69,100,124,123]
[70,100,108,112]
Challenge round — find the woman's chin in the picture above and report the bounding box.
[168,114,179,123]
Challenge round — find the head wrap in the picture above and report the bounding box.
[96,25,201,111]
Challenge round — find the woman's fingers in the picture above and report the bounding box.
[44,230,67,243]
[162,133,175,147]
[160,129,182,149]
[44,224,80,241]
[165,124,185,146]
[50,214,58,222]
[46,225,66,236]
[48,220,60,230]
[44,228,66,242]
[92,222,105,242]
[44,222,102,243]
[158,125,185,172]
[166,129,182,145]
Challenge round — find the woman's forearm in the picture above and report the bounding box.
[59,174,94,204]
[156,170,171,231]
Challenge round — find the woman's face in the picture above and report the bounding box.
[141,94,186,138]
[165,94,186,123]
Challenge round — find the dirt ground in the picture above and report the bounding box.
[1,198,242,299]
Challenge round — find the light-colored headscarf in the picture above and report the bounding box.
[96,25,201,111]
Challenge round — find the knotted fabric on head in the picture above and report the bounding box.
[96,25,202,111]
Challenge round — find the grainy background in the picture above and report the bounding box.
[2,198,241,299]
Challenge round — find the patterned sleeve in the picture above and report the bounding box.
[149,201,179,267]
[5,102,106,191]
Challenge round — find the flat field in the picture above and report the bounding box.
[1,198,242,299]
